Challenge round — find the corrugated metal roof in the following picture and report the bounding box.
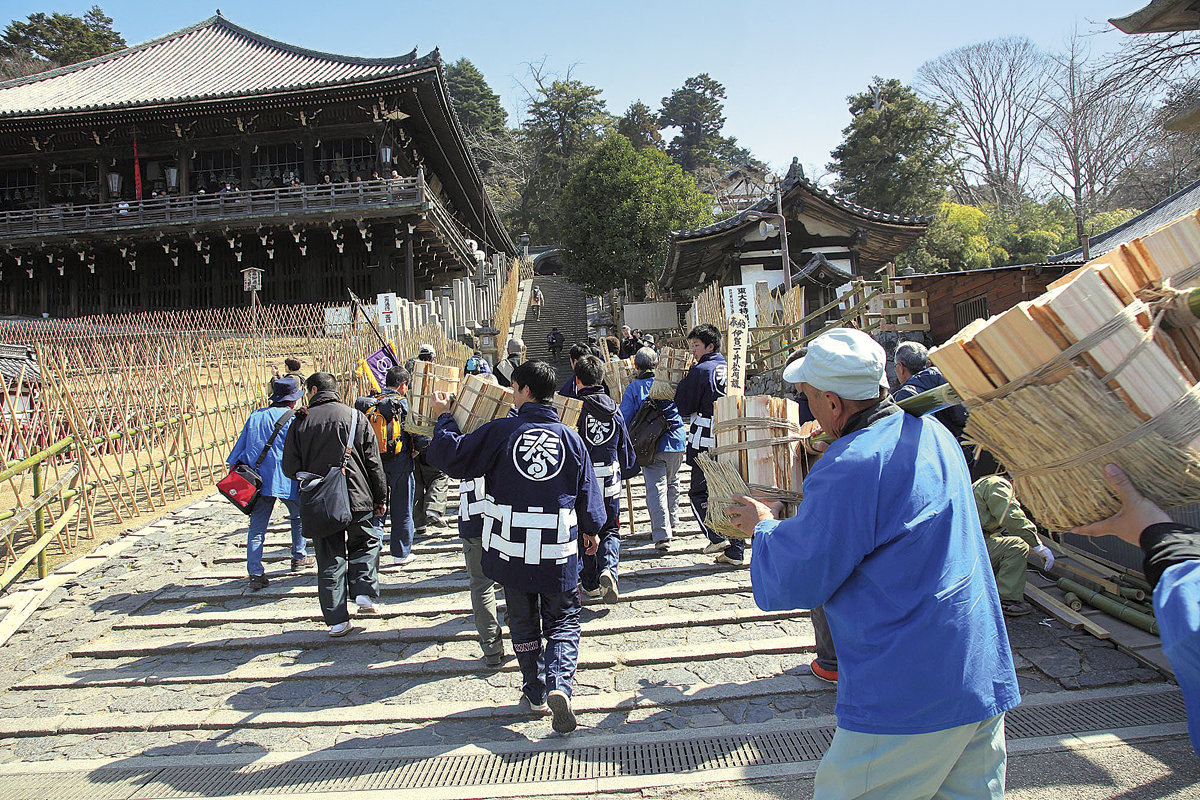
[0,15,431,118]
[1051,175,1200,262]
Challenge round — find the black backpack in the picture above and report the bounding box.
[627,397,669,468]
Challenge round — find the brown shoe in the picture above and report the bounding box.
[248,574,270,591]
[291,555,316,571]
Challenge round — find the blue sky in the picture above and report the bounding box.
[5,1,1144,176]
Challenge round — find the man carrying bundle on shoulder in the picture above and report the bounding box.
[726,328,1019,798]
[675,324,741,566]
[426,360,606,734]
[573,354,639,603]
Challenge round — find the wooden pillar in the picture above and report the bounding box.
[405,225,415,300]
[36,160,49,208]
[239,140,251,190]
[98,152,110,202]
[303,133,315,185]
[177,145,190,196]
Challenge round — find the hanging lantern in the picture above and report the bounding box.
[165,166,179,190]
[380,145,393,165]
[107,172,123,196]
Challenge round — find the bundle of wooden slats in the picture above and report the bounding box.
[450,373,512,434]
[552,393,583,428]
[605,358,635,403]
[711,395,804,505]
[929,210,1200,529]
[405,361,461,435]
[648,347,694,400]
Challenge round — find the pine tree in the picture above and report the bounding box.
[444,58,507,138]
[1,5,124,67]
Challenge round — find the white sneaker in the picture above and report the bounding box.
[354,594,378,614]
[702,540,728,555]
[392,554,414,567]
[654,540,672,552]
[328,622,351,637]
[599,569,619,604]
[581,586,602,599]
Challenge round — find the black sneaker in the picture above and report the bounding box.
[547,689,576,733]
[248,574,269,591]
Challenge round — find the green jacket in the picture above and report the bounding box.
[972,475,1041,548]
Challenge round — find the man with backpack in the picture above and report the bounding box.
[226,376,310,591]
[573,355,639,603]
[620,347,686,552]
[359,366,418,569]
[547,327,565,362]
[282,373,387,637]
[494,338,525,388]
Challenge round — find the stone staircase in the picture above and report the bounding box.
[521,274,590,367]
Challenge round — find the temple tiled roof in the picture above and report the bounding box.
[0,15,432,118]
[1110,0,1200,34]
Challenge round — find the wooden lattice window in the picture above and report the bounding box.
[191,149,241,192]
[954,294,989,330]
[251,144,302,189]
[0,167,37,210]
[49,163,99,204]
[316,138,376,182]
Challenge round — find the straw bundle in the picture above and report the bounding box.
[451,373,514,433]
[695,454,754,539]
[648,347,694,400]
[405,361,460,435]
[928,208,1200,528]
[553,393,583,428]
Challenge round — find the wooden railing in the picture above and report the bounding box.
[0,177,425,239]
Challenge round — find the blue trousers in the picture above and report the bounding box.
[246,496,305,576]
[688,457,745,559]
[504,587,581,703]
[579,529,620,591]
[373,454,415,559]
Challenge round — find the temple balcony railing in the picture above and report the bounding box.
[0,177,478,265]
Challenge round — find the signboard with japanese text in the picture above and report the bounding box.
[242,267,263,292]
[377,292,399,328]
[725,313,748,397]
[723,285,756,328]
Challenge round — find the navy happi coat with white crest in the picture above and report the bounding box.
[428,402,606,594]
[575,385,639,533]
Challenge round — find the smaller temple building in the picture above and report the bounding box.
[659,160,930,321]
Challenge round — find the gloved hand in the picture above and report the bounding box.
[1032,544,1055,570]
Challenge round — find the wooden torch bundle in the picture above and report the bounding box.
[450,373,513,434]
[648,347,695,400]
[930,209,1200,529]
[697,395,805,539]
[405,361,460,436]
[604,358,635,403]
[552,393,583,428]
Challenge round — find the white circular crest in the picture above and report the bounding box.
[712,364,727,395]
[584,414,615,446]
[511,427,565,482]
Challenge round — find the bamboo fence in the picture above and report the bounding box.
[0,298,471,588]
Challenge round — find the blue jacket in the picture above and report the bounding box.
[891,366,968,441]
[576,385,640,533]
[227,406,299,501]
[1157,560,1200,755]
[750,402,1020,735]
[674,352,727,463]
[620,373,686,453]
[427,402,606,594]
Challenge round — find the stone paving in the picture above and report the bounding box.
[0,464,1181,788]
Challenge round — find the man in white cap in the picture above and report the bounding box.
[727,328,1019,799]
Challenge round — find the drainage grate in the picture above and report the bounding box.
[0,691,1184,800]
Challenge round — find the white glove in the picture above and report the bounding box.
[1033,544,1055,570]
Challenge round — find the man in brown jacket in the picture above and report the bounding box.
[283,372,388,637]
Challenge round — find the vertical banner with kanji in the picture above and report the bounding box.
[722,285,756,328]
[726,313,748,397]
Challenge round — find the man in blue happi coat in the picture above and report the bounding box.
[572,354,639,603]
[674,324,741,565]
[427,360,605,735]
[727,328,1019,799]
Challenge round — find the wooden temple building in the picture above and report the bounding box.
[660,159,930,320]
[0,14,514,317]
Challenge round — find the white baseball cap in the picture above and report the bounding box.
[781,328,887,401]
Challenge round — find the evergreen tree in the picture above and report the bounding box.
[828,77,953,215]
[445,58,507,137]
[658,73,734,174]
[559,132,712,294]
[1,6,124,67]
[617,101,664,151]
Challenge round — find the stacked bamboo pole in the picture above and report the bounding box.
[451,373,514,433]
[929,209,1200,528]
